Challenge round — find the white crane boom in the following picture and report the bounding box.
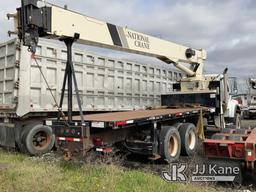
[10,0,206,78]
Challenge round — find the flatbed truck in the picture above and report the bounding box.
[4,0,240,161]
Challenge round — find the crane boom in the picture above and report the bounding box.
[11,0,206,77]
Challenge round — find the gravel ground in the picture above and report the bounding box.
[242,119,256,128]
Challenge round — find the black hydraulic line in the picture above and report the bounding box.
[20,0,26,44]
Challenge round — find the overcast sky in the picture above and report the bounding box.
[1,0,255,91]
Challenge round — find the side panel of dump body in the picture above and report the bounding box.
[0,39,19,114]
[0,38,183,117]
[0,38,182,153]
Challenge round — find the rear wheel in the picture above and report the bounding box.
[23,124,55,155]
[178,123,198,156]
[160,126,181,163]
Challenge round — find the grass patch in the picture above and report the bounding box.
[0,149,220,192]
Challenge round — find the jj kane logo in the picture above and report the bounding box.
[162,163,240,182]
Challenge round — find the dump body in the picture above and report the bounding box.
[0,38,181,118]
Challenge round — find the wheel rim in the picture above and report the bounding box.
[188,131,196,150]
[169,135,178,157]
[32,131,51,150]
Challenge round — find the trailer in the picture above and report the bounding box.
[203,128,256,172]
[49,106,211,162]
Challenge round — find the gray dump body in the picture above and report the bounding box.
[0,38,181,118]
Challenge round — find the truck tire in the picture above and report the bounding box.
[234,113,241,129]
[160,126,181,163]
[173,123,183,130]
[178,123,198,156]
[23,124,55,155]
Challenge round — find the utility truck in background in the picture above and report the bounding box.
[0,0,240,162]
[243,78,256,119]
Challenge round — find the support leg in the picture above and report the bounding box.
[63,37,90,154]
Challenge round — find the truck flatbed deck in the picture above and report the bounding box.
[51,106,211,161]
[70,107,208,129]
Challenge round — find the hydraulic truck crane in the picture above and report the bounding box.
[5,0,240,161]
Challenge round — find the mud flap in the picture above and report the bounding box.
[196,109,205,140]
[0,123,16,148]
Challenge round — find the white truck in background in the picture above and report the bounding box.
[243,78,256,119]
[162,70,241,129]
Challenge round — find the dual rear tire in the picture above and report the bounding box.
[160,126,181,163]
[179,123,198,156]
[22,124,55,155]
[160,123,198,163]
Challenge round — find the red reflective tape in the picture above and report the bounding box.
[103,148,113,153]
[247,155,254,161]
[96,148,113,153]
[175,112,183,117]
[247,151,254,161]
[65,138,75,142]
[116,121,127,126]
[57,137,82,143]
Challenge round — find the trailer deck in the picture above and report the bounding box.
[203,128,256,170]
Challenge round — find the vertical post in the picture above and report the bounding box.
[64,39,73,122]
[151,121,158,155]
